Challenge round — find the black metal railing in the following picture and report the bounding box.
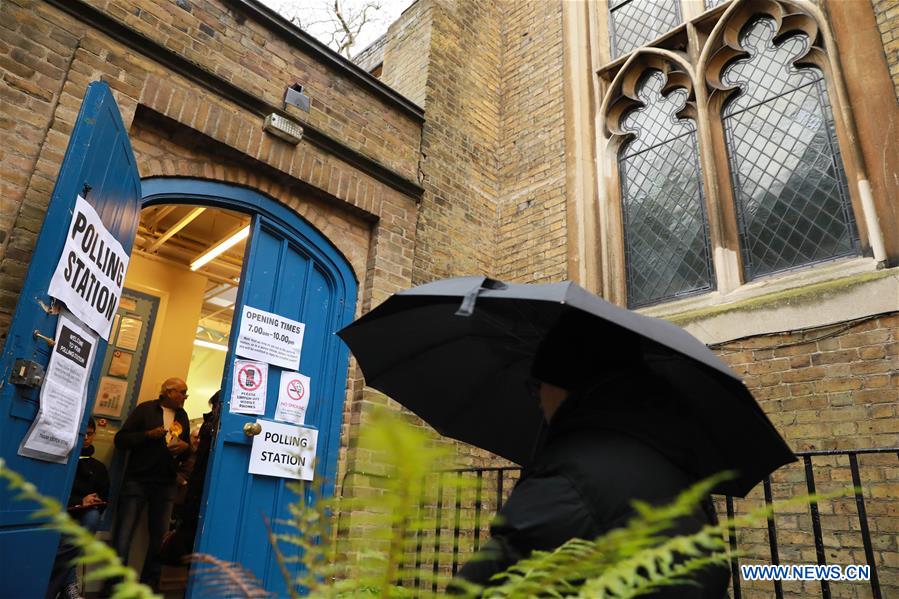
[399,448,897,598]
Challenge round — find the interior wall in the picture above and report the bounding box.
[123,253,207,407]
[186,346,228,419]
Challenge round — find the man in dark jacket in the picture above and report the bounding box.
[108,378,191,591]
[454,313,730,597]
[46,417,110,599]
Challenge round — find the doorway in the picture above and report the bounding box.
[87,202,250,596]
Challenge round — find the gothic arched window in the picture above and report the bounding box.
[721,18,859,280]
[609,0,682,59]
[618,71,715,308]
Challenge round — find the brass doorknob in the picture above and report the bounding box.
[243,422,262,437]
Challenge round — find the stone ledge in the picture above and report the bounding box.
[641,261,898,345]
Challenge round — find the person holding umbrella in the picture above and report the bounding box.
[451,311,730,595]
[339,276,795,596]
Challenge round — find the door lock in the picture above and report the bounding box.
[243,422,262,437]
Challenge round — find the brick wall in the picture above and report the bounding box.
[0,0,82,332]
[716,314,898,452]
[410,0,502,284]
[715,313,898,598]
[380,0,432,107]
[495,0,567,284]
[0,0,421,343]
[872,0,899,100]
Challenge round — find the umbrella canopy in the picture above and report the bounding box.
[338,276,795,497]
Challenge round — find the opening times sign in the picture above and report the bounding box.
[235,305,305,371]
[48,195,130,340]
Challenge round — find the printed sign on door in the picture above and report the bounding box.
[230,359,268,415]
[274,371,311,425]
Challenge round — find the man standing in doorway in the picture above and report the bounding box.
[108,378,191,592]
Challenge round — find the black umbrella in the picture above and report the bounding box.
[338,276,795,496]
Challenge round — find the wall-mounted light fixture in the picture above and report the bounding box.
[263,113,304,145]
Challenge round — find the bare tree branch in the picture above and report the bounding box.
[288,0,384,58]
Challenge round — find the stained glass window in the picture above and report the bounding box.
[722,18,859,280]
[609,0,682,59]
[619,71,715,308]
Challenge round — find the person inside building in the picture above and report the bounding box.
[45,417,110,599]
[452,313,730,597]
[105,378,191,593]
[161,390,221,566]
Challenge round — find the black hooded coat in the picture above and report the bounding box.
[454,371,731,597]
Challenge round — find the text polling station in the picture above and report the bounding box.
[248,420,318,481]
[48,195,130,340]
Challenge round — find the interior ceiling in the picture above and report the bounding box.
[135,204,249,335]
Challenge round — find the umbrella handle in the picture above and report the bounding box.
[455,277,508,317]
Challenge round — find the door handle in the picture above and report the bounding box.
[33,330,55,347]
[243,422,262,437]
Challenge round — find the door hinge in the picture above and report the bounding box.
[37,297,59,315]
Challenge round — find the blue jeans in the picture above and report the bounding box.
[65,508,102,584]
[45,508,103,599]
[109,480,176,590]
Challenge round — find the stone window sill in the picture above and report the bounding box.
[638,257,898,345]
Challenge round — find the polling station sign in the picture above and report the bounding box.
[48,196,130,340]
[248,420,317,481]
[235,305,305,370]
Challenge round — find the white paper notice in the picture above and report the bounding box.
[19,312,97,463]
[48,196,130,340]
[274,371,311,425]
[235,305,305,370]
[248,419,317,481]
[229,359,268,415]
[116,316,142,351]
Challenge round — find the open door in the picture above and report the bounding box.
[191,214,355,597]
[0,81,141,596]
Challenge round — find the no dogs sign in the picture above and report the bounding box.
[230,359,268,415]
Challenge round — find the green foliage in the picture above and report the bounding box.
[0,457,157,599]
[2,415,848,599]
[267,407,471,598]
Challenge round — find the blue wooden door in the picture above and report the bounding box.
[192,214,355,597]
[0,82,141,597]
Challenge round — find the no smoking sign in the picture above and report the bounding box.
[275,371,311,425]
[285,378,305,401]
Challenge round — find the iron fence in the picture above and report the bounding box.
[396,448,897,598]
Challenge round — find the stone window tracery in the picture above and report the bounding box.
[609,0,682,59]
[598,0,870,307]
[617,71,714,308]
[720,18,858,280]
